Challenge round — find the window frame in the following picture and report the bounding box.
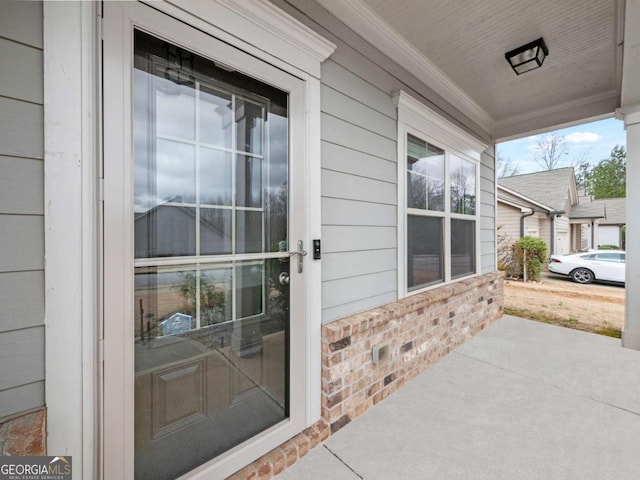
[394,91,487,297]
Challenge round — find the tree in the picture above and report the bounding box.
[589,146,626,199]
[497,153,520,178]
[573,158,592,193]
[532,133,568,170]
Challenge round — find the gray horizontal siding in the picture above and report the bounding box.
[322,169,396,205]
[0,381,45,419]
[322,142,396,183]
[322,270,397,311]
[0,1,43,49]
[0,215,44,272]
[0,156,44,215]
[0,271,45,332]
[322,225,397,253]
[0,327,45,391]
[0,0,45,418]
[322,291,397,324]
[0,37,43,104]
[321,60,396,118]
[322,113,396,161]
[322,198,396,226]
[322,249,396,282]
[480,150,496,273]
[275,0,496,322]
[321,84,396,139]
[0,97,44,159]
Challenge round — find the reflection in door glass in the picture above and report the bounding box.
[133,30,290,480]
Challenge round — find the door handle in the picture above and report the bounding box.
[289,240,307,273]
[278,272,290,285]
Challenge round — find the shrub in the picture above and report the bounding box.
[513,236,548,281]
[597,244,620,250]
[497,225,519,277]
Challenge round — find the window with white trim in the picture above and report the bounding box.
[395,91,486,296]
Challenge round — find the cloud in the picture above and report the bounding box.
[565,132,602,143]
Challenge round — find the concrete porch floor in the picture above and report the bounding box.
[276,315,640,480]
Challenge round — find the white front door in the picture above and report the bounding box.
[102,3,308,478]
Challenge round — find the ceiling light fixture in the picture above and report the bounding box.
[505,37,548,75]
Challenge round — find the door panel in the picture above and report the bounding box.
[103,3,307,478]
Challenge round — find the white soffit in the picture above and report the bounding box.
[315,0,494,132]
[318,0,623,139]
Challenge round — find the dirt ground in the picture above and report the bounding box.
[504,271,625,336]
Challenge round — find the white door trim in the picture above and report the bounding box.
[43,0,332,478]
[102,2,329,478]
[43,2,100,479]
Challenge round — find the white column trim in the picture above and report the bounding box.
[43,2,99,478]
[616,103,640,126]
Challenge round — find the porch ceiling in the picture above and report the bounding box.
[318,0,623,140]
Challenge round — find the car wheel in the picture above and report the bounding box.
[571,268,594,284]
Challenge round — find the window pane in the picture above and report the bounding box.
[450,154,476,215]
[155,78,195,141]
[236,262,263,318]
[156,139,196,204]
[199,85,232,148]
[407,134,444,211]
[451,219,476,278]
[266,112,288,252]
[236,99,263,155]
[407,215,443,290]
[236,155,262,208]
[200,147,232,206]
[407,171,427,209]
[135,205,196,258]
[199,208,232,255]
[236,210,263,253]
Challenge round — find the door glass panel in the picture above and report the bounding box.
[133,30,290,480]
[199,147,232,206]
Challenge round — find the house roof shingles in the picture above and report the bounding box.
[498,167,574,212]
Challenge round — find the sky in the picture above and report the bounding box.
[496,117,626,176]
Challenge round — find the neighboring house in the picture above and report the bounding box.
[498,168,581,255]
[1,1,640,479]
[498,169,625,254]
[588,197,626,249]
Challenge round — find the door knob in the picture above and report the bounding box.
[279,272,290,285]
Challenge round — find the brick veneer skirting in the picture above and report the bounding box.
[0,407,46,456]
[228,271,504,479]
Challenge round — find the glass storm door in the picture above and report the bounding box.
[103,4,307,479]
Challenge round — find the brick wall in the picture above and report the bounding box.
[228,271,504,479]
[0,408,46,456]
[321,271,503,433]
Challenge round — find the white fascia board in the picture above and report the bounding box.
[495,90,619,142]
[317,0,494,133]
[497,196,533,214]
[497,185,555,212]
[616,102,640,127]
[394,90,488,160]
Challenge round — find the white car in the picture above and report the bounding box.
[548,250,626,284]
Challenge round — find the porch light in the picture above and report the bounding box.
[505,38,548,75]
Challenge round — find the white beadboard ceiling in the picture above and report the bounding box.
[320,0,623,140]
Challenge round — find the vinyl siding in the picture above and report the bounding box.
[276,0,496,322]
[480,149,496,273]
[0,1,45,418]
[497,202,523,243]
